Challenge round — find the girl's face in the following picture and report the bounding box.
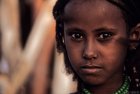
[63,0,128,85]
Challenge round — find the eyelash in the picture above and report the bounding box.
[67,31,114,42]
[69,32,84,41]
[97,32,114,41]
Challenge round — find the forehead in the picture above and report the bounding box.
[63,0,124,23]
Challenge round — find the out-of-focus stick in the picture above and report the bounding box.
[1,0,21,69]
[11,0,56,93]
[0,0,21,94]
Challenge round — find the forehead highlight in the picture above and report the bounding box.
[63,0,124,24]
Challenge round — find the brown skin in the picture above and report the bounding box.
[63,0,129,94]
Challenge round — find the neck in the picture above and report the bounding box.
[80,74,124,94]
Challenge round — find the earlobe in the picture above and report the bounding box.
[129,23,140,50]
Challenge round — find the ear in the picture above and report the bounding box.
[129,23,140,50]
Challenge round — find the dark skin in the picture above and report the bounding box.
[63,0,130,94]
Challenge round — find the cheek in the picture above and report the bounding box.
[64,39,83,68]
[102,42,127,71]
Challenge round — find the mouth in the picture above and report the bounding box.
[80,64,102,74]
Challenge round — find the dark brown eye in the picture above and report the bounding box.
[71,33,84,41]
[97,32,113,41]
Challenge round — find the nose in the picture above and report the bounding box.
[83,40,98,60]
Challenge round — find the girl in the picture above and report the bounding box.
[53,0,140,94]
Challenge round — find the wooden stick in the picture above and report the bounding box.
[1,0,21,71]
[0,0,21,93]
[0,0,56,94]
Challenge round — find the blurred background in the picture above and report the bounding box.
[0,0,77,94]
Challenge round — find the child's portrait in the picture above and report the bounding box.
[53,0,140,93]
[1,0,140,94]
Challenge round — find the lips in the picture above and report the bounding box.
[80,64,103,74]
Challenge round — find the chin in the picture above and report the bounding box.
[82,76,105,86]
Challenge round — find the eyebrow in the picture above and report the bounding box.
[94,27,117,33]
[65,26,116,33]
[65,27,117,34]
[65,27,85,33]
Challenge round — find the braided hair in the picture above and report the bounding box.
[53,0,140,91]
